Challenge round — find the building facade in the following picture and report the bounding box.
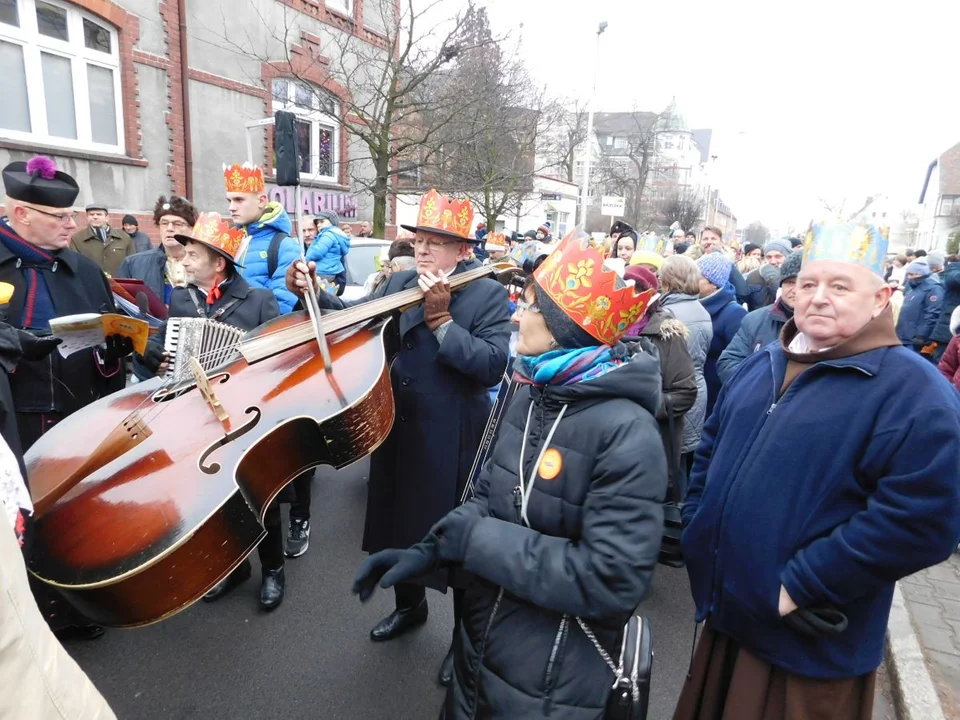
[918,140,960,252]
[0,0,395,243]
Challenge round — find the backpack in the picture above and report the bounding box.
[267,231,287,278]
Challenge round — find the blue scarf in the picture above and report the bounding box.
[516,346,623,386]
[0,219,58,330]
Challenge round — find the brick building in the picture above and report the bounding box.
[0,0,395,242]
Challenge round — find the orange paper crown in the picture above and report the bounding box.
[534,230,657,346]
[400,188,475,241]
[175,212,245,266]
[223,162,265,194]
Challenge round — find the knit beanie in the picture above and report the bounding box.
[927,250,945,269]
[624,265,659,292]
[904,259,931,277]
[743,242,761,256]
[778,250,803,285]
[122,214,138,227]
[316,210,339,227]
[762,239,792,257]
[697,253,733,289]
[533,284,597,349]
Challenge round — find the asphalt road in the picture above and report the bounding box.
[65,458,697,720]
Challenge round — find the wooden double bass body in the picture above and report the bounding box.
[25,311,398,628]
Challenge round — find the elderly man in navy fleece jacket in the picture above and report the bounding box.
[674,221,960,720]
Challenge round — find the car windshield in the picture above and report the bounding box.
[344,244,386,285]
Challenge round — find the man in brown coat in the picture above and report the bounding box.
[70,203,134,277]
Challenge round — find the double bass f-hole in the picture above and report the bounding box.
[197,406,263,475]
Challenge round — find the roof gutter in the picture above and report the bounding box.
[178,0,194,200]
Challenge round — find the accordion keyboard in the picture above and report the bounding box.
[164,317,245,384]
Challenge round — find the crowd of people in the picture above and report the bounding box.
[0,156,958,720]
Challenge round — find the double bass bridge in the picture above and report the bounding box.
[189,357,229,423]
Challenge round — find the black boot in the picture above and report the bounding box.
[437,646,455,686]
[203,559,252,603]
[53,624,105,642]
[260,567,285,609]
[370,598,428,641]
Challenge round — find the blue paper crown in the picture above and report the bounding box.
[638,233,665,255]
[802,221,887,276]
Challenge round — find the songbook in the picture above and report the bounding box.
[48,313,150,358]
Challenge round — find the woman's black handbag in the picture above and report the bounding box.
[577,615,653,720]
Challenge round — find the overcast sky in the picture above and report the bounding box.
[472,0,960,230]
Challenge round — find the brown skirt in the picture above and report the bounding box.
[672,622,875,720]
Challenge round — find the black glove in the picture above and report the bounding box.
[912,336,927,351]
[101,334,134,362]
[135,343,166,374]
[352,537,439,602]
[431,507,481,565]
[783,604,848,637]
[17,330,62,361]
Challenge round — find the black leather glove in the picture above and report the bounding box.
[783,604,848,636]
[135,343,166,374]
[17,330,62,361]
[352,537,439,602]
[101,334,134,362]
[431,507,481,565]
[912,336,927,351]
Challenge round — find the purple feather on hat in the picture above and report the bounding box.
[26,156,57,181]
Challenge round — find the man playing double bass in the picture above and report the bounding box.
[286,190,511,686]
[135,212,286,608]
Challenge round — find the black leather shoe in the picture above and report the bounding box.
[203,559,251,603]
[260,567,285,609]
[438,647,454,686]
[370,598,428,641]
[53,624,105,642]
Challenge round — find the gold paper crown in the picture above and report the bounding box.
[405,189,474,240]
[534,230,657,346]
[802,220,887,276]
[223,162,265,194]
[177,212,245,264]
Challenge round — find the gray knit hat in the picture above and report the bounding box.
[779,250,803,285]
[763,239,792,258]
[315,210,339,227]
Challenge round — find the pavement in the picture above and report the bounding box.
[64,458,699,720]
[898,554,960,718]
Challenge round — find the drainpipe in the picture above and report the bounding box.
[178,0,193,200]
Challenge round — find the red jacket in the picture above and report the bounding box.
[939,336,960,391]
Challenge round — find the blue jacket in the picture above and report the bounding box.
[716,300,790,385]
[305,225,350,276]
[896,275,942,344]
[236,202,301,313]
[699,285,746,415]
[931,262,960,343]
[682,325,960,678]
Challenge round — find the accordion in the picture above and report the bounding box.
[163,317,245,384]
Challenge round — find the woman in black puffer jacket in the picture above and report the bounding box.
[354,232,667,719]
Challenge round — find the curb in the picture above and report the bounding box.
[886,582,945,720]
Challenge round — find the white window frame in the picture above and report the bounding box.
[272,78,340,184]
[325,0,353,17]
[0,0,124,153]
[940,196,958,216]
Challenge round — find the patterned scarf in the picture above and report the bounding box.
[0,219,58,330]
[515,346,623,387]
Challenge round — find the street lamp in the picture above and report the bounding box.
[579,21,607,231]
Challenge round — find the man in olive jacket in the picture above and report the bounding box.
[71,203,134,277]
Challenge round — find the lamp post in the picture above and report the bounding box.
[579,21,607,230]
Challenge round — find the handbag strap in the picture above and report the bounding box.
[574,616,642,703]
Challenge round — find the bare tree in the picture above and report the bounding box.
[426,12,555,231]
[591,111,662,229]
[744,221,771,246]
[538,99,589,183]
[222,0,494,236]
[660,190,707,233]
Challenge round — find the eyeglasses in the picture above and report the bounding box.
[158,219,190,229]
[413,238,460,252]
[515,298,541,315]
[25,206,78,224]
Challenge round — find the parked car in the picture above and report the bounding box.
[341,238,390,301]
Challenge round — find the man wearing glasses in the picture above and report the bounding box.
[117,195,198,307]
[286,189,510,687]
[0,157,132,641]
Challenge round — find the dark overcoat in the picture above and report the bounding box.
[316,263,511,587]
[117,247,167,302]
[0,239,124,423]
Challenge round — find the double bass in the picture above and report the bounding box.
[25,264,514,627]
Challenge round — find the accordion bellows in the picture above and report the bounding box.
[164,318,245,383]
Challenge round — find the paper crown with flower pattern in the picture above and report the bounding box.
[802,220,887,276]
[534,230,657,346]
[400,188,477,242]
[223,162,265,194]
[175,212,245,267]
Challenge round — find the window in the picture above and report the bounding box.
[325,0,353,15]
[940,196,960,216]
[272,78,340,183]
[605,135,612,146]
[0,0,123,151]
[613,137,626,149]
[574,160,584,176]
